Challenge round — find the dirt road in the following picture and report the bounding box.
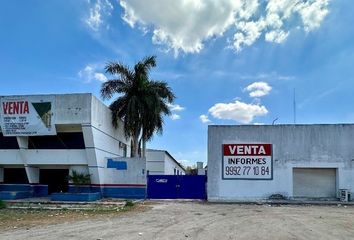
[1,201,354,240]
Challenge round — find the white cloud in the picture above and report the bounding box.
[265,30,289,43]
[199,114,211,124]
[240,72,295,81]
[86,0,113,31]
[94,73,108,82]
[167,103,185,120]
[167,103,185,111]
[119,0,330,54]
[78,64,107,83]
[244,82,272,98]
[170,114,181,120]
[296,0,330,32]
[233,19,266,51]
[208,100,268,124]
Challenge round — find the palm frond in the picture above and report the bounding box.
[101,79,128,100]
[105,62,134,79]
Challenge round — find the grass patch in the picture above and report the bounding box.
[0,200,6,209]
[0,202,143,230]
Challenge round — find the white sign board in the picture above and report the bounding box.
[222,143,273,180]
[0,96,56,136]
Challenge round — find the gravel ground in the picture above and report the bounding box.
[1,201,354,240]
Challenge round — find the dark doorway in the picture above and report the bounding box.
[39,169,69,194]
[4,168,29,184]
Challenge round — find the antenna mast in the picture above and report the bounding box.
[293,88,296,124]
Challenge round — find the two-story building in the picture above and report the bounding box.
[0,93,146,199]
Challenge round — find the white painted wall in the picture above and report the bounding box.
[164,154,185,175]
[0,150,23,165]
[146,150,185,175]
[102,157,146,185]
[90,96,129,153]
[146,150,165,175]
[197,162,206,175]
[25,150,87,165]
[208,124,354,201]
[54,94,91,124]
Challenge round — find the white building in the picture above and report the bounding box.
[0,93,146,199]
[146,149,185,175]
[208,124,354,202]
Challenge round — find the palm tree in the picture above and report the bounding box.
[101,56,175,157]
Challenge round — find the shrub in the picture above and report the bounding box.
[68,170,91,185]
[0,200,6,209]
[67,170,91,192]
[124,200,134,207]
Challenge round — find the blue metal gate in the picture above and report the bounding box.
[147,175,207,199]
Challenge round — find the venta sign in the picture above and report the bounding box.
[0,96,56,136]
[222,143,273,180]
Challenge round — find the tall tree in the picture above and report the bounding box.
[101,56,175,157]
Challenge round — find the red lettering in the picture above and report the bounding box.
[2,102,8,114]
[8,102,13,114]
[2,101,29,114]
[223,144,272,156]
[23,101,29,114]
[18,101,24,113]
[13,102,19,114]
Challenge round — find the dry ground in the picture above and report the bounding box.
[1,201,354,240]
[0,204,143,231]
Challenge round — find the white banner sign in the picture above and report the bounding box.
[0,96,56,136]
[222,143,273,180]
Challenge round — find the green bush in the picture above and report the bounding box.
[0,200,6,209]
[67,170,91,192]
[124,200,134,207]
[68,170,91,186]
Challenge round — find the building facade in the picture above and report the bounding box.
[146,149,185,175]
[208,124,354,202]
[0,93,146,199]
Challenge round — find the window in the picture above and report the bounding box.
[119,142,127,157]
[28,132,85,149]
[4,168,28,183]
[0,132,19,149]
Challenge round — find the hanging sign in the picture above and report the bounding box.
[0,95,56,136]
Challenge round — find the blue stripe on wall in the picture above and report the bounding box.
[103,187,146,199]
[0,184,146,199]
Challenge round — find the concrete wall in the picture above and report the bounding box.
[208,124,354,201]
[0,150,22,165]
[99,157,146,198]
[164,154,185,175]
[146,150,185,175]
[55,93,91,124]
[90,95,130,155]
[146,150,165,175]
[102,157,146,184]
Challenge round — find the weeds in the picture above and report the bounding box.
[124,200,134,207]
[0,200,6,209]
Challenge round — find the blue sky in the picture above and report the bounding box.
[1,0,353,166]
